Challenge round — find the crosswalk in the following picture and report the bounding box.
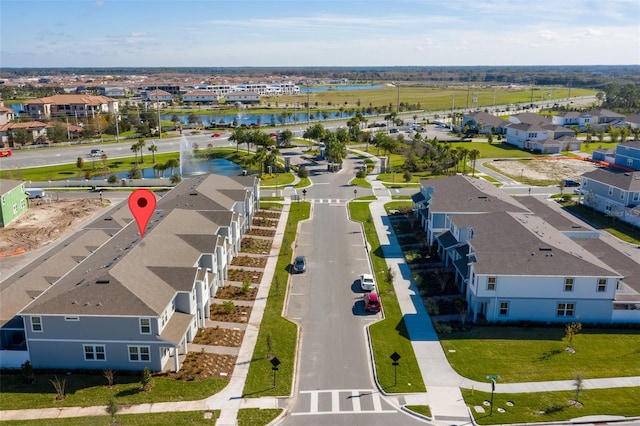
[291,389,397,416]
[309,199,348,204]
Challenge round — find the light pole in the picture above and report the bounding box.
[156,94,162,140]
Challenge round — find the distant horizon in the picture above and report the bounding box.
[1,0,638,68]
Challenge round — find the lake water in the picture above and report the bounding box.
[87,158,243,180]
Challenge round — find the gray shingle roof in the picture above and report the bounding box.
[452,212,619,277]
[420,175,528,214]
[582,169,640,191]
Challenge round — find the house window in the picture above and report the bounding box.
[487,277,496,291]
[65,316,79,321]
[13,204,18,214]
[633,192,640,202]
[20,199,26,209]
[498,301,509,316]
[1,195,4,206]
[597,279,607,292]
[128,346,151,362]
[628,159,633,166]
[160,310,168,327]
[557,303,575,317]
[31,316,42,332]
[140,318,151,334]
[83,344,106,361]
[564,278,574,292]
[608,187,613,196]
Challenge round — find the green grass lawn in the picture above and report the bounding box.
[564,203,640,244]
[259,173,295,187]
[0,411,221,426]
[440,326,640,383]
[0,374,227,410]
[242,202,310,397]
[350,176,372,188]
[462,387,640,425]
[348,201,426,393]
[237,408,282,426]
[293,176,311,188]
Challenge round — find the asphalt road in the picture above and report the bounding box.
[277,158,424,425]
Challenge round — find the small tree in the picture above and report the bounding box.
[106,397,120,425]
[565,322,582,347]
[223,300,235,314]
[76,156,84,169]
[403,170,412,182]
[103,368,115,387]
[50,375,66,400]
[573,373,584,402]
[170,174,182,185]
[297,165,309,179]
[21,360,34,384]
[384,267,394,286]
[241,280,251,294]
[140,367,153,391]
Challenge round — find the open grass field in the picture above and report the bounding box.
[162,85,595,117]
[462,387,640,425]
[440,326,640,383]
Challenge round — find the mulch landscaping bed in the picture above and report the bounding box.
[241,237,273,253]
[255,211,281,219]
[228,268,263,284]
[253,217,278,227]
[215,285,258,301]
[245,228,276,237]
[210,303,253,323]
[193,326,245,347]
[231,255,268,268]
[166,352,236,381]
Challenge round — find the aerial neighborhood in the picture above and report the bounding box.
[0,65,639,425]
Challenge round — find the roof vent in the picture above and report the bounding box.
[539,246,552,251]
[189,192,198,196]
[96,279,110,284]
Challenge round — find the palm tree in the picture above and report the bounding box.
[165,158,179,176]
[130,143,139,166]
[137,140,146,163]
[253,147,267,176]
[468,149,480,177]
[148,143,157,163]
[459,148,469,175]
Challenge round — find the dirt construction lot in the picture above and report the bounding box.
[0,199,103,256]
[489,158,599,182]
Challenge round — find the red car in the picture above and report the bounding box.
[269,132,278,137]
[211,133,221,138]
[364,292,381,313]
[0,149,12,158]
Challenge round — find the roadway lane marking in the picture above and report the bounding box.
[332,390,340,412]
[309,391,318,414]
[351,391,361,412]
[372,392,382,412]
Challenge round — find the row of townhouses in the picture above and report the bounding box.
[462,109,640,154]
[0,174,260,372]
[412,175,640,324]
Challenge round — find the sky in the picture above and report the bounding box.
[1,0,639,68]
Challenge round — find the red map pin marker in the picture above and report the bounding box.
[128,189,156,238]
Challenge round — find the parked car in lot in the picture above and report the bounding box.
[360,273,375,291]
[0,149,12,157]
[364,292,381,312]
[293,255,306,273]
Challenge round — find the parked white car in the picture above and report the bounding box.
[360,273,375,291]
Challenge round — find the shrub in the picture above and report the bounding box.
[21,360,34,384]
[356,169,367,178]
[107,174,118,184]
[433,321,452,334]
[241,280,251,294]
[424,298,439,315]
[223,300,235,314]
[297,166,309,179]
[50,375,66,400]
[140,367,153,391]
